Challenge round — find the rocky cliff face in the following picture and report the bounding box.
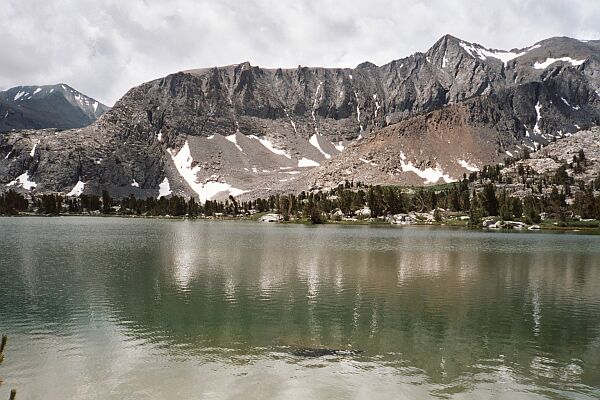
[0,84,109,132]
[1,35,599,200]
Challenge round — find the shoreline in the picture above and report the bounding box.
[2,212,599,234]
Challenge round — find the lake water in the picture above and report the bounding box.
[0,217,599,399]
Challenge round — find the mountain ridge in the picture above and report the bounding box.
[1,34,599,201]
[0,83,109,132]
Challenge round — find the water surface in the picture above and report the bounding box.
[0,217,599,399]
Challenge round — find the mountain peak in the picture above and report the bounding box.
[356,61,378,69]
[0,83,109,132]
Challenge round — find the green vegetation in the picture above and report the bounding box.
[1,151,599,231]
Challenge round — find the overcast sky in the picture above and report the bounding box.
[1,0,599,105]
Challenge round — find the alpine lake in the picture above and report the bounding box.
[0,217,599,399]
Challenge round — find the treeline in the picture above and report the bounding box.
[2,158,600,225]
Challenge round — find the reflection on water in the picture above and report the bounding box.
[0,217,599,399]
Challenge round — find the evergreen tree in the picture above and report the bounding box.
[481,184,499,216]
[469,191,482,226]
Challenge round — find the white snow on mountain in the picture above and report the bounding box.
[30,140,39,157]
[7,172,37,190]
[248,135,292,159]
[309,134,331,159]
[459,42,540,66]
[298,157,320,167]
[458,159,480,172]
[169,140,246,202]
[14,91,26,101]
[534,57,586,69]
[533,102,543,135]
[158,177,172,198]
[399,152,456,184]
[67,180,85,196]
[225,133,243,152]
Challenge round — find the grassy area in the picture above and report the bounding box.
[540,219,600,231]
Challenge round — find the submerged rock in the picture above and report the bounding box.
[288,347,364,358]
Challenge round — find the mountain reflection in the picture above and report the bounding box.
[97,223,600,389]
[2,219,599,394]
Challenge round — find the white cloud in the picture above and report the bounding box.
[1,0,598,105]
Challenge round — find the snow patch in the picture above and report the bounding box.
[7,172,37,190]
[201,181,247,202]
[93,101,99,112]
[458,159,480,172]
[30,140,39,157]
[168,141,247,202]
[460,42,541,66]
[33,88,42,95]
[354,91,363,131]
[309,134,331,159]
[442,50,448,68]
[168,141,204,196]
[298,157,320,167]
[131,179,139,188]
[248,135,291,159]
[533,102,542,135]
[359,157,378,167]
[284,110,298,135]
[333,141,345,152]
[505,151,514,157]
[158,177,172,198]
[373,94,382,120]
[67,180,85,197]
[225,134,243,152]
[534,57,586,69]
[399,152,456,184]
[13,91,26,101]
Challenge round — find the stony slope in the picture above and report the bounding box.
[1,35,600,200]
[309,78,600,190]
[0,84,109,132]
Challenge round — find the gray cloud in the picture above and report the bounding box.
[1,0,599,105]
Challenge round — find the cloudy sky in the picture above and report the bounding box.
[1,0,599,105]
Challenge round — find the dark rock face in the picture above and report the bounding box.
[0,84,109,132]
[1,35,600,199]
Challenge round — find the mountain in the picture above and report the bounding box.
[1,35,599,200]
[0,84,109,132]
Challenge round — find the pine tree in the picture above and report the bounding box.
[469,191,482,226]
[481,184,499,216]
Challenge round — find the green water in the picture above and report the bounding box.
[0,217,599,399]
